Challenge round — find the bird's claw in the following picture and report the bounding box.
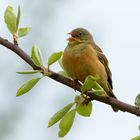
[72,79,80,91]
[81,94,91,105]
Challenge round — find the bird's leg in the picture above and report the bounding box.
[72,79,81,91]
[81,94,92,105]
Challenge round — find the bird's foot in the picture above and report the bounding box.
[81,94,91,105]
[72,79,80,91]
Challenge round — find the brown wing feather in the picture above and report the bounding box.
[93,44,118,111]
[94,45,113,89]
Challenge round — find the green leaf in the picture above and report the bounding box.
[16,78,41,96]
[48,51,63,66]
[74,95,81,103]
[16,5,20,30]
[58,71,70,78]
[31,45,43,67]
[135,93,140,108]
[81,75,103,94]
[76,101,92,117]
[131,136,140,140]
[18,27,31,37]
[4,5,17,34]
[58,109,76,137]
[16,70,41,74]
[48,103,74,127]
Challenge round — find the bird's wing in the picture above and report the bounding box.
[94,44,103,52]
[94,45,113,89]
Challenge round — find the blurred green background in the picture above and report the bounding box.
[0,0,140,140]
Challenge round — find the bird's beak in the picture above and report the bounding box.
[67,32,76,41]
[67,32,72,35]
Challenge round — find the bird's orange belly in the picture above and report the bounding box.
[62,45,107,83]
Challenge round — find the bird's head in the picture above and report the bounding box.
[67,28,94,43]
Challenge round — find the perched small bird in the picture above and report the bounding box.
[62,27,118,112]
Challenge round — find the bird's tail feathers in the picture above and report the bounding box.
[109,91,119,112]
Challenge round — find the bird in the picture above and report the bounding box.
[62,27,118,112]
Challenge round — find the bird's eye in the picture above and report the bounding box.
[78,32,82,36]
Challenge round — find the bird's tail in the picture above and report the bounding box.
[100,81,119,112]
[109,91,119,112]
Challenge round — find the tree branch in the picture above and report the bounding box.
[0,36,140,117]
